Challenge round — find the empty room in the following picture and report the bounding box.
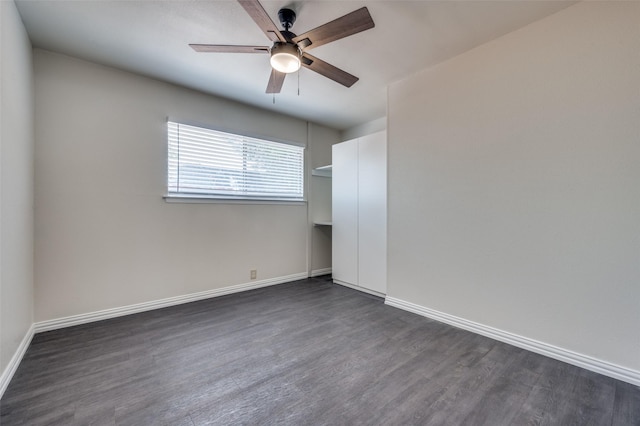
[1,0,639,424]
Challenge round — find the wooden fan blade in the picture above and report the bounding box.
[190,44,270,53]
[301,53,358,88]
[266,69,286,93]
[293,7,374,50]
[238,0,286,43]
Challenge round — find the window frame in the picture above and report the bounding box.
[164,120,306,204]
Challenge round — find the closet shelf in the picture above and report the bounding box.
[312,165,332,177]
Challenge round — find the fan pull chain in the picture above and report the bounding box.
[273,93,275,104]
[297,69,300,96]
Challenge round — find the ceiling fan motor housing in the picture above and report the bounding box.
[280,30,297,42]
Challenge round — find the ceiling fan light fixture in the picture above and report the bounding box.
[270,42,301,73]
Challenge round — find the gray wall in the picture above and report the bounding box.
[34,50,334,322]
[388,2,640,372]
[0,0,34,382]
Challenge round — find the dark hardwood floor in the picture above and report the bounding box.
[1,276,639,425]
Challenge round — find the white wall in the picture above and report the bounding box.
[0,0,34,384]
[388,1,640,373]
[34,50,334,322]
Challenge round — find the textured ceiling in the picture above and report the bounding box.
[16,0,575,130]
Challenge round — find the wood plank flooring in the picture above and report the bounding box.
[1,276,639,425]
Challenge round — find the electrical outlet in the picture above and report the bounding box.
[250,269,257,280]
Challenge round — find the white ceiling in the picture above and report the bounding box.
[15,0,575,130]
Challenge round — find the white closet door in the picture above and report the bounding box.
[332,140,359,286]
[357,132,387,294]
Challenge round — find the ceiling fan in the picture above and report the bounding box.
[189,0,375,94]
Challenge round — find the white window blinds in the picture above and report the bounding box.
[168,122,304,201]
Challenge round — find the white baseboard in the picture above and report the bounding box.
[34,273,308,333]
[385,296,640,387]
[0,324,35,399]
[311,267,332,277]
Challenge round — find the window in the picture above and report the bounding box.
[167,121,304,201]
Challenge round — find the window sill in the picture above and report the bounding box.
[163,194,306,205]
